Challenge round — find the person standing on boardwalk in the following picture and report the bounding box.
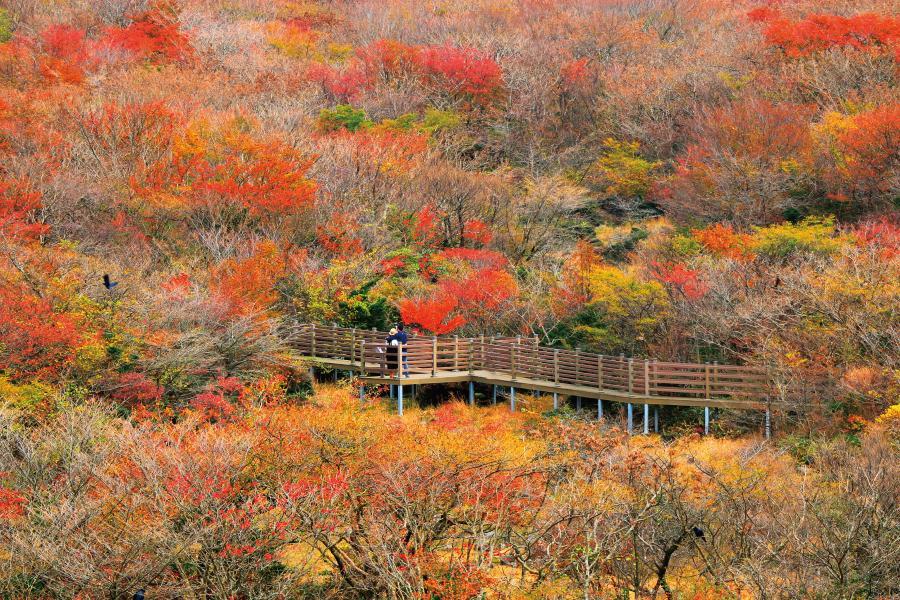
[385,327,399,376]
[394,324,409,376]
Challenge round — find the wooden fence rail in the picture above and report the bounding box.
[292,323,771,405]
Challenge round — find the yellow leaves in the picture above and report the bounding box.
[586,265,669,319]
[875,403,900,442]
[750,216,847,258]
[0,376,52,411]
[592,138,660,199]
[265,21,321,59]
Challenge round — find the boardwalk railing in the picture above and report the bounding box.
[293,324,771,405]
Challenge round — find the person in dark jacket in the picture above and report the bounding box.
[385,327,399,375]
[394,324,409,376]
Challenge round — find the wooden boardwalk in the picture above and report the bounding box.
[294,324,773,433]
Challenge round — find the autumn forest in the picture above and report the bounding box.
[0,0,898,597]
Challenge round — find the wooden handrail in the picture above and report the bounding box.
[293,323,771,401]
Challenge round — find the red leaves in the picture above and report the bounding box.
[0,179,48,241]
[462,219,492,246]
[398,292,467,335]
[102,2,193,64]
[0,284,81,380]
[317,215,364,258]
[312,39,504,105]
[416,45,504,101]
[759,12,900,60]
[650,262,709,301]
[0,486,26,520]
[38,24,90,83]
[110,372,163,405]
[306,62,370,102]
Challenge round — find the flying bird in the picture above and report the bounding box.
[103,274,118,290]
[133,590,145,600]
[693,526,705,539]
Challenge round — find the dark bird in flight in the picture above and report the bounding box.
[103,274,118,290]
[693,526,705,539]
[133,590,145,600]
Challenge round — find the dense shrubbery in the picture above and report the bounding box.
[1,387,898,598]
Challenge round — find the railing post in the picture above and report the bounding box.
[628,358,634,394]
[453,335,459,371]
[350,328,356,364]
[644,359,650,396]
[331,323,337,355]
[310,323,316,357]
[705,363,711,399]
[432,336,438,375]
[575,348,581,383]
[479,335,485,371]
[468,341,474,375]
[597,355,604,389]
[511,337,519,381]
[554,349,559,384]
[713,361,719,397]
[359,340,366,374]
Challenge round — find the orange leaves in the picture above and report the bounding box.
[211,241,287,316]
[0,283,81,380]
[692,223,754,261]
[102,2,194,64]
[831,104,900,199]
[398,292,467,335]
[137,116,317,217]
[0,178,48,241]
[757,11,900,60]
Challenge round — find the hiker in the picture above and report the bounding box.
[385,327,400,376]
[394,324,409,376]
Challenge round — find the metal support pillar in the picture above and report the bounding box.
[704,406,710,435]
[654,407,659,433]
[643,404,649,434]
[598,399,603,420]
[468,381,474,406]
[492,385,498,405]
[576,396,582,412]
[627,403,633,435]
[397,384,404,416]
[553,392,558,410]
[510,387,515,412]
[765,407,771,440]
